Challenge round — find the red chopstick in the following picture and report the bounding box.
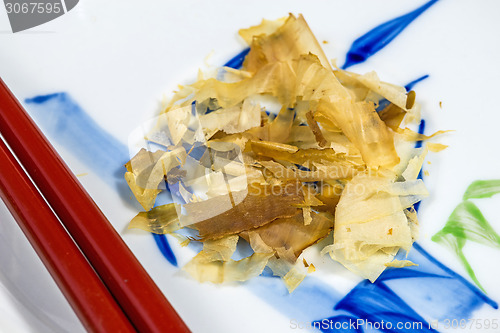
[0,138,136,333]
[0,78,190,333]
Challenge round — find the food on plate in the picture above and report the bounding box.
[125,14,440,292]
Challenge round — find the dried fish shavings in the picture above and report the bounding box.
[292,54,400,169]
[302,207,313,225]
[300,184,325,208]
[125,13,442,290]
[258,160,358,182]
[171,48,400,169]
[385,259,417,268]
[378,102,407,131]
[395,127,451,142]
[405,207,419,242]
[250,140,362,170]
[164,139,251,225]
[266,256,311,293]
[322,173,428,282]
[161,84,197,115]
[240,211,333,262]
[191,59,297,110]
[401,147,428,181]
[163,105,191,145]
[147,102,206,148]
[169,20,405,168]
[291,100,319,127]
[125,147,187,211]
[189,182,304,240]
[286,125,316,146]
[265,105,295,143]
[339,70,409,110]
[305,262,316,274]
[238,17,287,44]
[197,98,261,138]
[183,235,274,283]
[315,181,344,214]
[124,173,161,213]
[244,233,314,293]
[128,203,181,234]
[426,142,448,152]
[241,14,331,73]
[333,68,415,120]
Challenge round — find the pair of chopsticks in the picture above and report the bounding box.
[0,79,190,333]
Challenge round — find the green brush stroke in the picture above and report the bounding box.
[463,179,500,200]
[433,181,500,292]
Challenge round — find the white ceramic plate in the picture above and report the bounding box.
[1,1,500,332]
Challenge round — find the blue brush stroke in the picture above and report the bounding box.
[25,93,129,184]
[24,93,178,266]
[223,48,250,68]
[311,240,497,333]
[342,0,439,69]
[247,275,343,324]
[413,119,426,211]
[414,119,426,150]
[153,234,177,267]
[380,243,497,317]
[333,281,437,333]
[405,74,430,92]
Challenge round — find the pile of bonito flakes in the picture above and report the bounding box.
[125,14,445,292]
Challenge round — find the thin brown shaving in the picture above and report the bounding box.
[305,110,327,147]
[191,182,304,240]
[250,140,362,169]
[378,103,407,131]
[241,211,333,262]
